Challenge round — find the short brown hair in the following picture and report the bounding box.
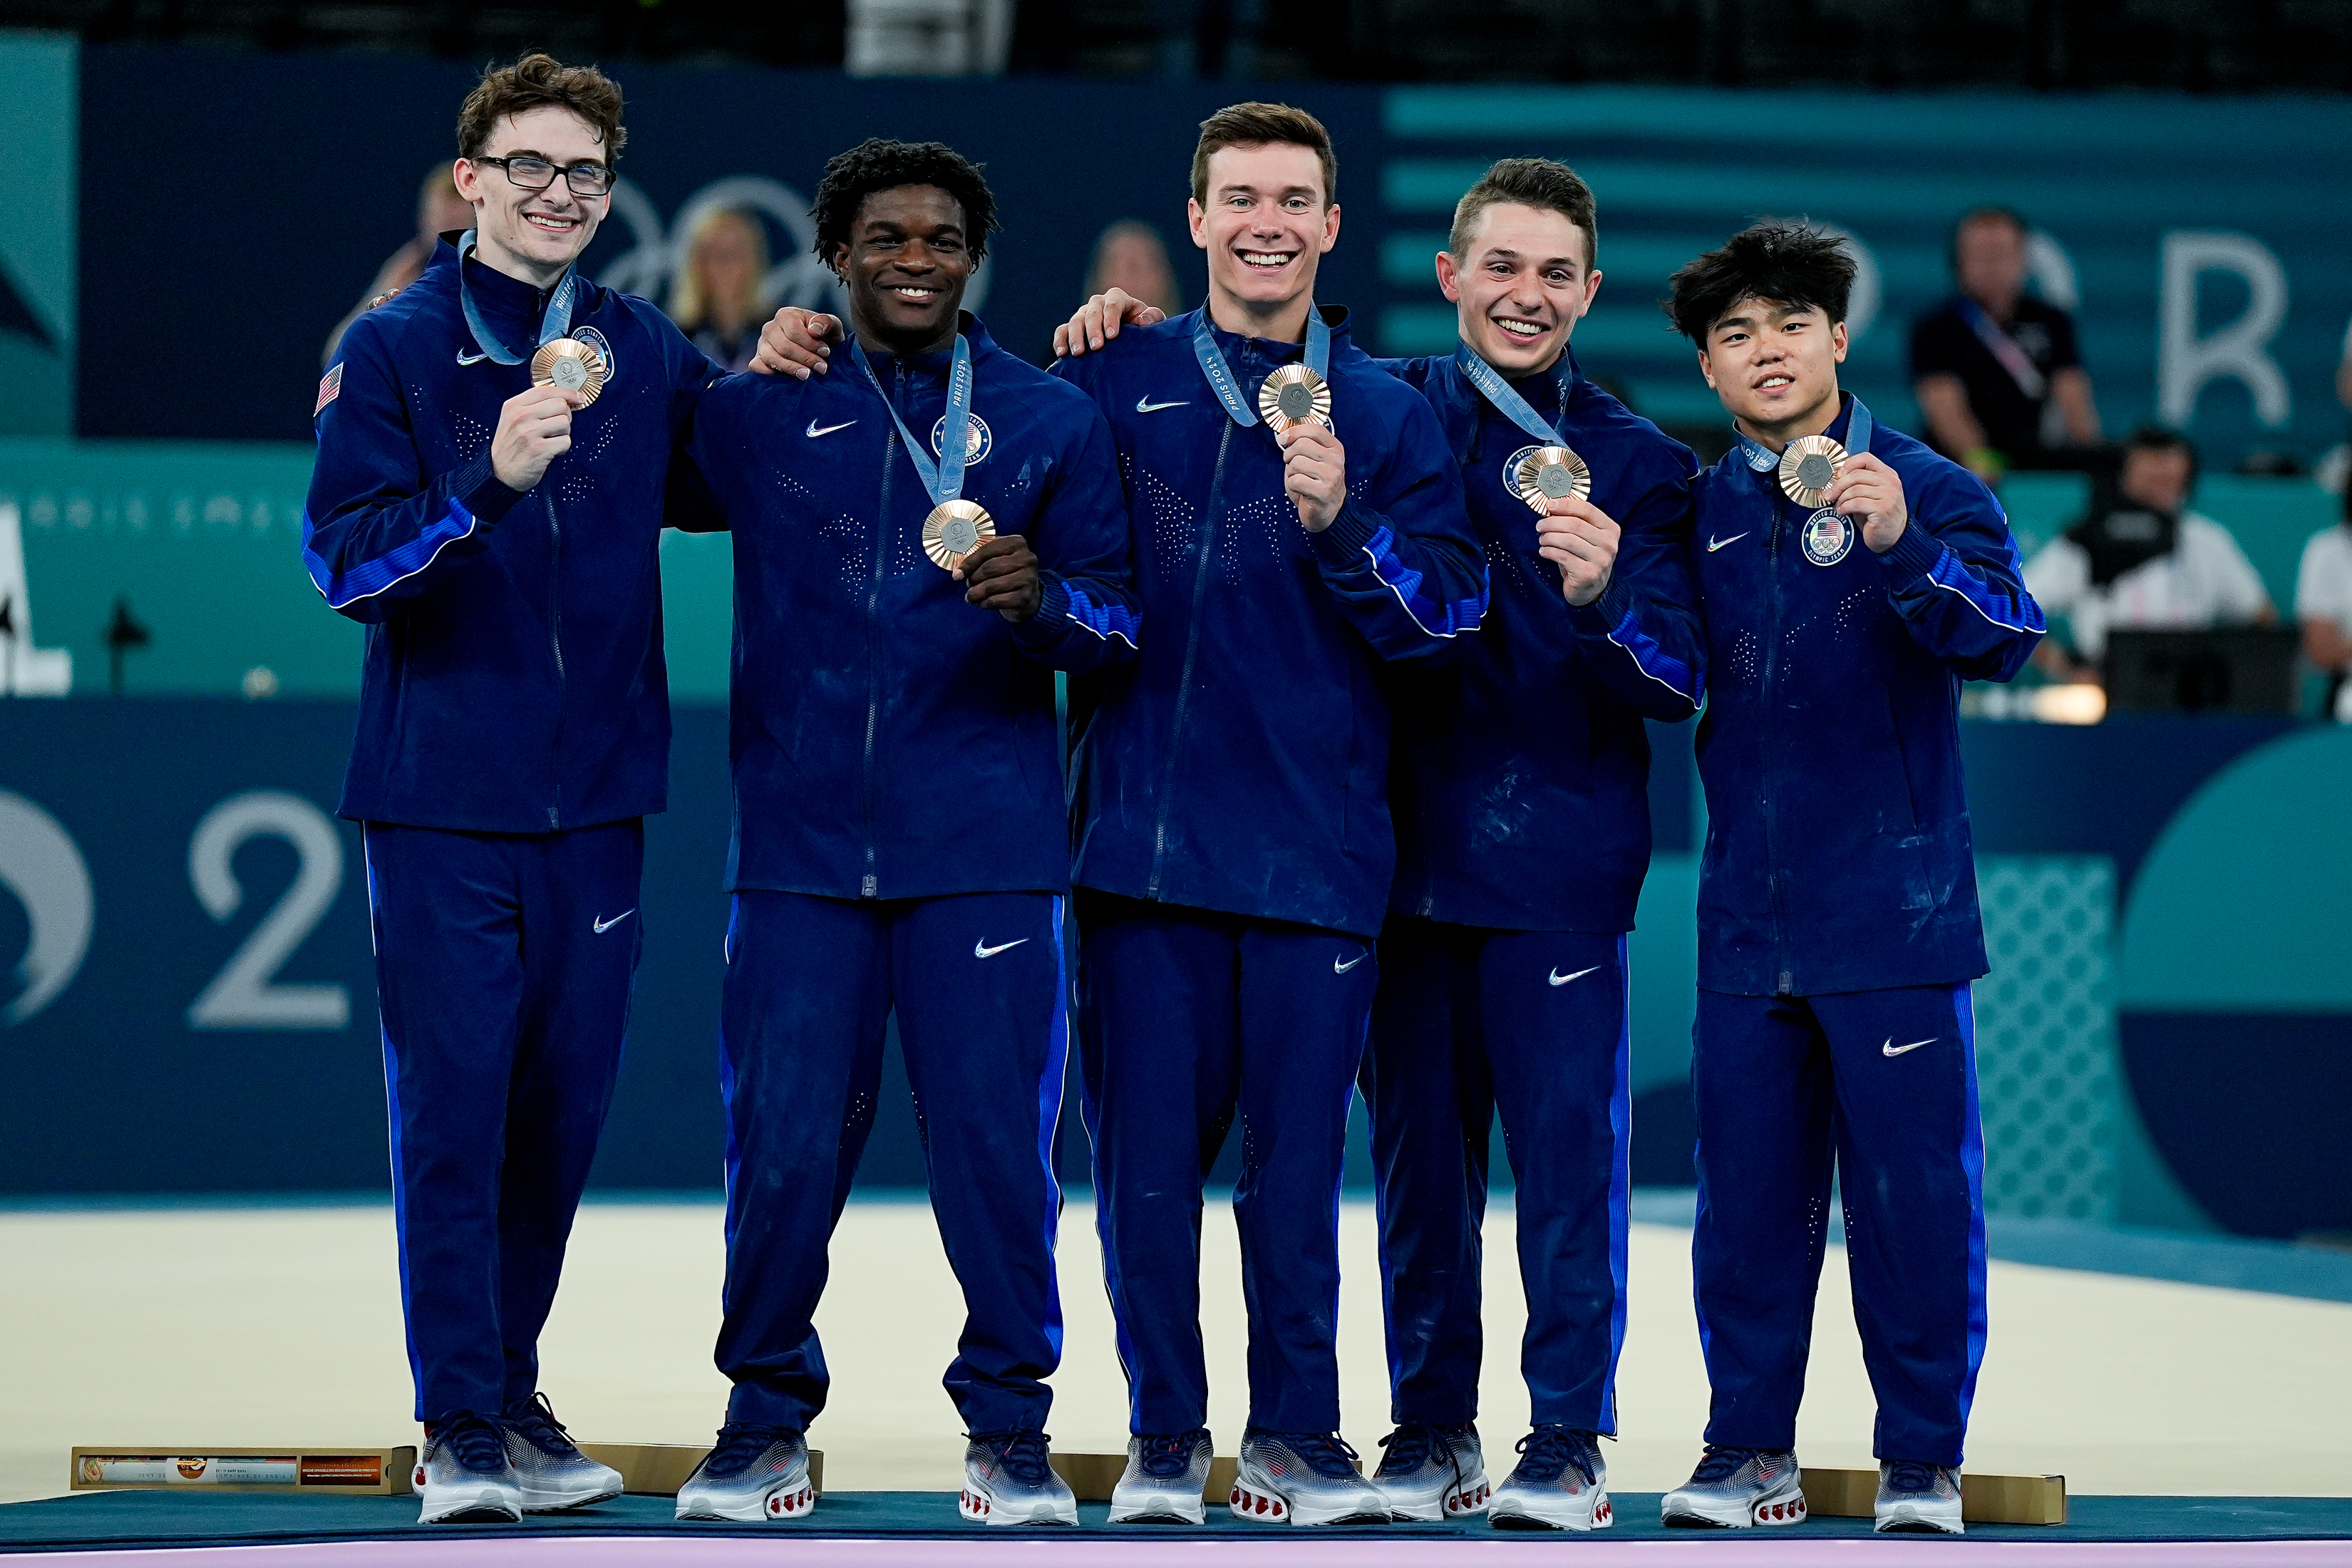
[455,53,627,163]
[1190,101,1336,209]
[1450,158,1598,272]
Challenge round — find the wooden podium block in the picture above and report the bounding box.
[576,1443,824,1499]
[70,1448,416,1495]
[1800,1468,2067,1525]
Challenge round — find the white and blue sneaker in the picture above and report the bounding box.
[959,1430,1078,1526]
[1661,1445,1807,1528]
[1231,1430,1390,1526]
[1875,1460,1964,1534]
[1487,1425,1611,1530]
[1369,1423,1487,1521]
[675,1424,816,1522]
[1108,1429,1214,1525]
[500,1393,622,1512]
[415,1410,522,1525]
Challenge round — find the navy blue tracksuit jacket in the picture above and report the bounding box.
[1054,307,1489,939]
[684,317,1140,1435]
[1361,346,1703,1438]
[1053,306,1486,1436]
[305,237,716,832]
[1686,394,2044,1467]
[302,237,719,1421]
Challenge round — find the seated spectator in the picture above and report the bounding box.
[668,207,772,373]
[2296,485,2352,721]
[323,165,473,366]
[1084,219,1182,316]
[2024,426,2275,683]
[1911,207,2101,483]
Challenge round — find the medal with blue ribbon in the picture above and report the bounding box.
[851,333,993,570]
[1190,307,1334,430]
[457,230,607,405]
[1455,342,1589,512]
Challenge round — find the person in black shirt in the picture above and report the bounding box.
[1909,207,2101,483]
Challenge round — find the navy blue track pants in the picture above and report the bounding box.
[715,889,1068,1435]
[363,817,645,1424]
[1692,984,1988,1465]
[1076,889,1375,1435]
[1358,919,1631,1433]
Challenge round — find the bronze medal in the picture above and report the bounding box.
[922,499,996,570]
[1257,364,1332,433]
[1512,445,1592,513]
[530,338,609,406]
[1777,433,1847,509]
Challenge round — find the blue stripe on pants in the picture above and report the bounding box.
[364,817,644,1423]
[1358,919,1633,1433]
[715,889,1067,1435]
[1075,890,1374,1435]
[1691,982,1988,1465]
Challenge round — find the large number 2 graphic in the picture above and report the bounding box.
[185,791,352,1031]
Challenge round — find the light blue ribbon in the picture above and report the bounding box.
[1453,341,1572,446]
[850,334,976,509]
[455,229,579,367]
[1190,307,1331,428]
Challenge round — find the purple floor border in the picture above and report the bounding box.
[11,1541,2352,1566]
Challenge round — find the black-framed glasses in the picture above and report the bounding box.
[475,155,616,197]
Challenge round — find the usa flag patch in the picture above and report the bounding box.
[315,363,343,416]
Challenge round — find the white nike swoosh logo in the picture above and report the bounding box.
[1883,1037,1937,1057]
[974,938,1029,958]
[1548,965,1601,986]
[1707,531,1750,552]
[807,418,857,438]
[1135,397,1189,413]
[592,909,635,934]
[456,350,490,366]
[1334,953,1368,974]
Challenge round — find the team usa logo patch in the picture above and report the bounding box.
[1501,444,1544,500]
[314,363,343,416]
[1802,507,1855,566]
[931,413,992,466]
[573,326,616,382]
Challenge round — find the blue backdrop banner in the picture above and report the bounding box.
[56,49,2352,469]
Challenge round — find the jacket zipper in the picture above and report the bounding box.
[859,366,899,898]
[545,490,567,831]
[1147,398,1238,897]
[1757,475,1790,993]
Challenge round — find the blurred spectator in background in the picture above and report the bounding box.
[1910,207,2101,484]
[667,207,773,373]
[2024,426,2273,683]
[2295,484,2352,721]
[1084,220,1181,317]
[322,165,473,366]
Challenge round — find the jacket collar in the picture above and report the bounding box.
[1190,302,1352,362]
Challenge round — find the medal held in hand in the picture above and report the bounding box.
[529,339,609,406]
[1778,434,1847,509]
[1257,364,1333,433]
[1512,445,1592,512]
[922,498,996,570]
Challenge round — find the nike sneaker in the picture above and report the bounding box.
[959,1430,1078,1526]
[500,1393,621,1512]
[414,1410,522,1525]
[1369,1422,1487,1521]
[1108,1429,1214,1525]
[1875,1460,1964,1535]
[1660,1445,1807,1528]
[674,1424,816,1522]
[1229,1430,1390,1526]
[1487,1425,1611,1530]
